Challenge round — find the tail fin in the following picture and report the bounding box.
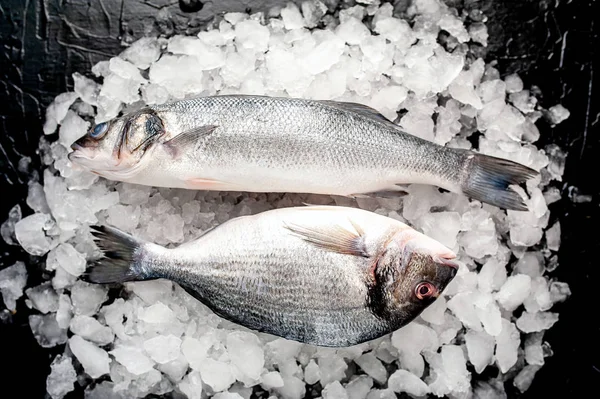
[84,225,149,284]
[461,153,539,211]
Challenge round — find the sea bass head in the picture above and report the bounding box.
[372,228,458,325]
[68,108,165,180]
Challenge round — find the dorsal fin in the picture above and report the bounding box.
[318,100,394,125]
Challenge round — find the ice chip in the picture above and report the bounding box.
[388,369,429,396]
[495,274,531,311]
[318,354,348,385]
[549,281,571,304]
[420,296,447,325]
[545,222,561,251]
[26,282,59,314]
[1,204,22,246]
[355,353,386,384]
[15,213,54,256]
[281,3,305,30]
[70,335,110,378]
[513,365,541,393]
[465,330,495,373]
[227,331,265,383]
[120,37,162,70]
[70,315,114,346]
[322,381,348,399]
[46,355,77,399]
[71,281,108,316]
[143,335,182,364]
[30,314,68,348]
[47,243,87,277]
[516,311,559,333]
[198,358,236,392]
[261,371,285,389]
[495,319,520,373]
[58,110,89,149]
[0,261,28,311]
[110,345,155,375]
[345,375,373,399]
[43,92,79,135]
[179,370,203,399]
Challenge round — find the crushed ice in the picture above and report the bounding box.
[1,1,571,398]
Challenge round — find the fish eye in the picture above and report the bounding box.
[415,282,436,300]
[90,122,109,139]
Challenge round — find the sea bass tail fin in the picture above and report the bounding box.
[461,153,539,211]
[84,225,152,284]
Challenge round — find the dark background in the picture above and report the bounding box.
[0,0,598,397]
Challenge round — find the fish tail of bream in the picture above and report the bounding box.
[459,151,539,211]
[84,225,159,284]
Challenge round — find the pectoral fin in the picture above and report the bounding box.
[163,125,218,158]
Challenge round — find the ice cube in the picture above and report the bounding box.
[26,283,59,314]
[1,204,21,245]
[69,315,114,346]
[317,354,347,385]
[495,319,520,373]
[56,294,73,329]
[523,277,552,313]
[143,334,182,364]
[419,211,461,248]
[110,345,155,375]
[465,330,495,373]
[43,92,79,135]
[46,355,77,399]
[235,20,270,53]
[179,370,203,399]
[73,72,100,106]
[469,22,488,46]
[128,280,173,304]
[545,104,570,125]
[275,375,305,399]
[198,358,236,392]
[301,1,328,28]
[29,314,68,348]
[267,338,302,364]
[167,36,225,70]
[14,213,54,256]
[158,355,189,382]
[495,274,531,311]
[71,281,108,316]
[354,353,386,384]
[420,296,447,325]
[69,335,110,378]
[513,365,541,393]
[524,333,544,366]
[545,222,561,251]
[473,292,502,336]
[322,381,348,399]
[58,110,89,149]
[391,322,439,377]
[549,281,571,304]
[214,393,244,399]
[181,336,212,369]
[261,371,285,389]
[227,331,265,383]
[388,369,429,396]
[46,243,87,277]
[447,293,482,332]
[336,17,370,45]
[281,3,305,30]
[516,311,559,333]
[504,74,524,93]
[0,261,28,311]
[304,359,321,385]
[477,259,507,293]
[513,252,544,278]
[120,37,162,70]
[345,375,373,399]
[426,345,471,396]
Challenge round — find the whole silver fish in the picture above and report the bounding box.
[69,95,537,211]
[86,206,458,347]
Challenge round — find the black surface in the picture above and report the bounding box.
[0,0,598,397]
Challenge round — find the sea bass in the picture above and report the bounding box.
[69,95,537,211]
[86,206,458,347]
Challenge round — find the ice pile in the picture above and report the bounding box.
[1,1,571,398]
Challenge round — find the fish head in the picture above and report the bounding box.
[68,108,165,180]
[376,229,458,318]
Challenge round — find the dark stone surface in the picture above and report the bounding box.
[0,0,598,397]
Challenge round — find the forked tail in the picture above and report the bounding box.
[83,225,153,284]
[460,152,539,211]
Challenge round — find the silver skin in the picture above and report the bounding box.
[69,95,535,209]
[89,206,458,347]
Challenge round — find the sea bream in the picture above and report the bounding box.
[69,95,538,211]
[85,206,458,347]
